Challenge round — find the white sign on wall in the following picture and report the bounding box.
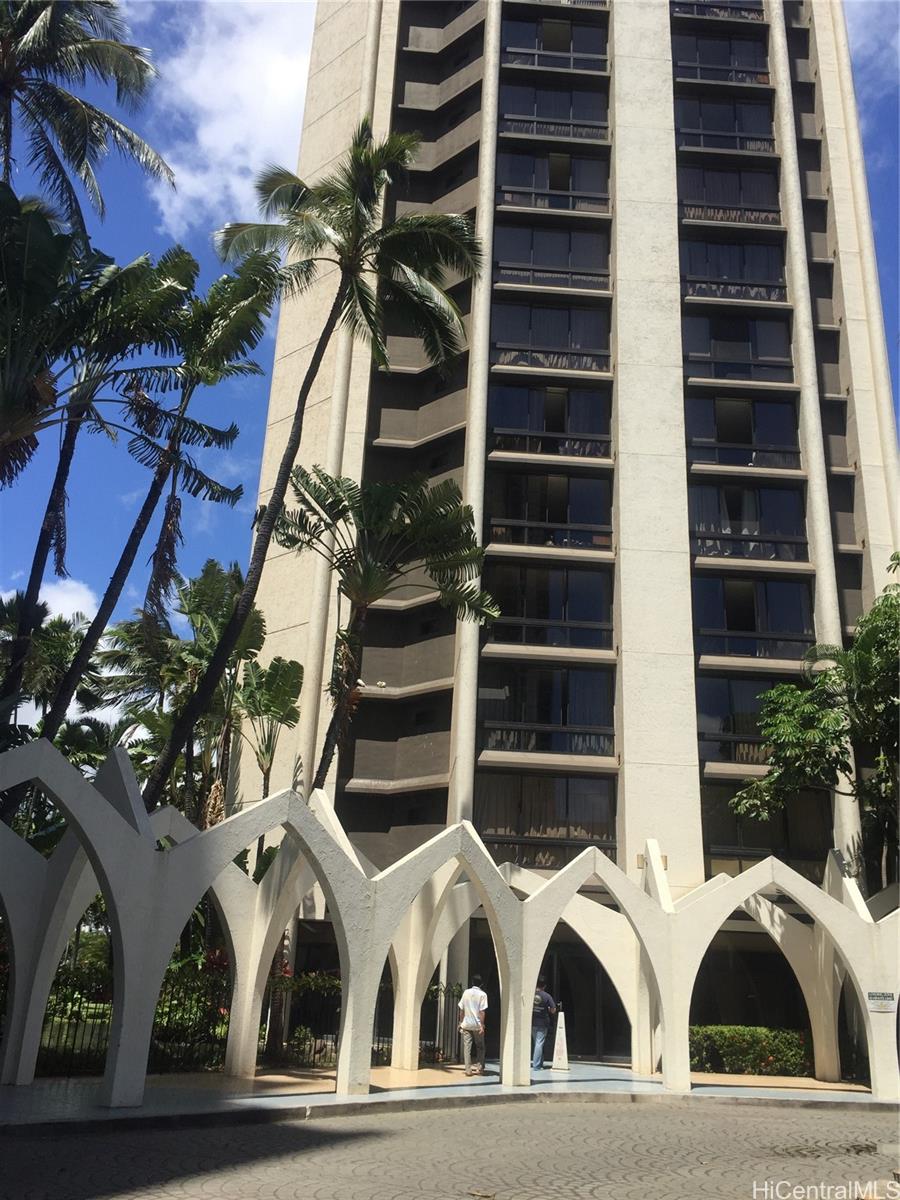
[866,991,897,1014]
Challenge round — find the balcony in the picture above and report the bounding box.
[683,276,786,303]
[495,261,610,292]
[671,0,765,19]
[492,343,610,372]
[499,113,609,143]
[481,721,614,756]
[674,61,770,85]
[501,46,608,73]
[688,438,800,469]
[690,530,808,561]
[679,199,780,225]
[492,427,611,458]
[684,355,793,382]
[496,185,609,213]
[490,614,614,649]
[481,836,616,869]
[699,730,768,764]
[489,516,613,550]
[695,628,815,658]
[677,127,776,153]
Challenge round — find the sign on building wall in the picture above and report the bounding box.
[866,991,897,1014]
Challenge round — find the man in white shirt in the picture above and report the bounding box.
[458,973,488,1076]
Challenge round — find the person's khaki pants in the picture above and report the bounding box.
[461,1028,485,1073]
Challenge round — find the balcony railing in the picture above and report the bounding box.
[699,731,768,764]
[671,0,765,19]
[695,628,815,659]
[674,62,771,85]
[687,439,801,469]
[496,185,610,213]
[499,114,610,142]
[489,517,613,550]
[501,47,609,73]
[481,720,614,756]
[677,128,776,153]
[492,427,612,458]
[517,0,609,8]
[690,530,809,561]
[679,200,781,225]
[489,615,614,649]
[495,262,610,291]
[492,343,611,372]
[482,835,616,869]
[682,276,787,302]
[684,355,793,382]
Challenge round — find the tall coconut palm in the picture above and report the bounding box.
[142,119,482,810]
[0,220,198,728]
[40,256,279,743]
[0,0,173,235]
[274,468,497,790]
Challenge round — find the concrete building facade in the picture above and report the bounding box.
[252,0,897,1063]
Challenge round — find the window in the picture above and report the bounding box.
[692,576,814,657]
[496,152,609,211]
[701,783,831,880]
[696,675,777,764]
[682,314,792,381]
[488,472,612,548]
[686,395,799,467]
[488,385,611,456]
[499,83,608,139]
[679,239,785,300]
[474,772,616,867]
[672,32,769,81]
[494,225,609,288]
[501,16,607,65]
[677,165,780,222]
[688,483,807,560]
[675,96,774,150]
[491,302,610,371]
[478,664,615,755]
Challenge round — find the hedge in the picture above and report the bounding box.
[689,1025,812,1076]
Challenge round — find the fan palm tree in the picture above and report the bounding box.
[274,468,497,790]
[0,0,173,235]
[142,118,482,810]
[40,256,279,743]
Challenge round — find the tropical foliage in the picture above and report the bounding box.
[0,0,172,233]
[731,555,900,890]
[141,118,482,809]
[274,468,496,789]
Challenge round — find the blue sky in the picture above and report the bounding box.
[1,0,897,629]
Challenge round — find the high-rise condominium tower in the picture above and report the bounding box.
[253,0,897,1054]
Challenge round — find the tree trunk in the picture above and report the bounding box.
[0,410,83,725]
[141,280,349,811]
[40,454,175,743]
[311,606,367,792]
[254,768,271,873]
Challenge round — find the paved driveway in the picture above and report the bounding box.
[1,1099,897,1200]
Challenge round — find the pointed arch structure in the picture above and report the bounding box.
[0,743,896,1106]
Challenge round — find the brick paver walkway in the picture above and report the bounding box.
[2,1099,898,1200]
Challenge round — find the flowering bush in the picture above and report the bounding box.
[689,1025,812,1076]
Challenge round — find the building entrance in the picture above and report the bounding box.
[469,918,630,1063]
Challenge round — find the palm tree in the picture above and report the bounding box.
[141,119,482,810]
[40,257,278,743]
[0,218,198,726]
[274,468,497,790]
[0,0,173,235]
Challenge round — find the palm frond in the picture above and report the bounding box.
[144,487,182,624]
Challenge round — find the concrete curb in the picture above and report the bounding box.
[2,1086,895,1137]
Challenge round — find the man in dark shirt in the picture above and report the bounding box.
[531,974,557,1070]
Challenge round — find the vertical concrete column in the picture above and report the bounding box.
[768,0,862,861]
[812,0,899,584]
[447,1,502,826]
[610,0,704,893]
[297,1,387,794]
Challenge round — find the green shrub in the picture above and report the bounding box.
[689,1025,812,1077]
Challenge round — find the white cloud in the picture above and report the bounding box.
[844,0,900,141]
[140,0,315,239]
[39,579,101,621]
